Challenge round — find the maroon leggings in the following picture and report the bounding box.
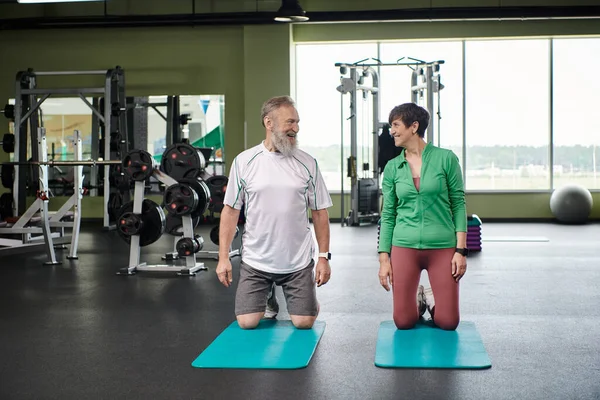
[391,246,460,331]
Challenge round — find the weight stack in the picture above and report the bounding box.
[358,178,378,214]
[467,214,482,252]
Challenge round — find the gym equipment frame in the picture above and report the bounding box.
[336,61,381,227]
[10,67,126,230]
[335,58,445,227]
[117,169,207,277]
[0,128,85,264]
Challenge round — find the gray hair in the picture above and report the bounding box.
[261,96,296,127]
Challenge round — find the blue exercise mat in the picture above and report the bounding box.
[192,320,326,369]
[375,320,491,369]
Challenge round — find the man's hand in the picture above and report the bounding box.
[315,258,331,287]
[216,259,233,287]
[451,253,467,282]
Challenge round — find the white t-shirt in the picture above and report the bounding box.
[223,141,333,274]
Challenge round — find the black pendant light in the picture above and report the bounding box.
[274,0,309,22]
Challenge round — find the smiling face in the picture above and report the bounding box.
[265,105,300,157]
[390,118,419,148]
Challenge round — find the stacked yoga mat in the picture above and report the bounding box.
[467,214,482,252]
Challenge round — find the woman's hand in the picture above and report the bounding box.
[378,254,393,291]
[451,252,467,282]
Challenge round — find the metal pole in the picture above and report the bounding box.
[103,70,112,228]
[68,130,83,260]
[2,160,122,166]
[411,70,418,103]
[462,41,467,186]
[37,127,60,265]
[350,68,359,226]
[549,39,554,190]
[370,68,380,207]
[13,73,23,217]
[90,97,100,197]
[33,70,109,76]
[21,88,106,95]
[19,94,49,126]
[426,65,435,145]
[78,94,105,123]
[340,88,345,227]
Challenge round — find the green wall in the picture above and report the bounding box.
[0,24,292,219]
[1,5,599,221]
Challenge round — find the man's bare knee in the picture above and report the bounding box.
[237,313,263,329]
[290,315,317,329]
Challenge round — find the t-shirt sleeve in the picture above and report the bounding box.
[308,158,333,211]
[223,156,245,210]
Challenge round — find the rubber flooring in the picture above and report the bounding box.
[0,221,599,400]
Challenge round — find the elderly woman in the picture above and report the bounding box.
[377,102,468,331]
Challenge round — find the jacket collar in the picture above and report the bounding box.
[397,142,431,167]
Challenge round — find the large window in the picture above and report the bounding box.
[465,39,550,191]
[295,42,378,192]
[295,36,600,193]
[553,38,600,190]
[379,40,464,164]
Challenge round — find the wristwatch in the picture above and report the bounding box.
[455,248,469,257]
[318,252,331,260]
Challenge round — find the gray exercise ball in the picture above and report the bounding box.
[550,184,594,224]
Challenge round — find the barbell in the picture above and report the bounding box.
[1,159,123,167]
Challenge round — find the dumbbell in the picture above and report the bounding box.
[176,235,204,257]
[1,133,15,153]
[1,104,15,120]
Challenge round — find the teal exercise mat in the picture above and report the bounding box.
[192,320,326,369]
[375,320,491,369]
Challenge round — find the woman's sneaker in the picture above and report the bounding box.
[417,285,426,317]
[423,286,435,317]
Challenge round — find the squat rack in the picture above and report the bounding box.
[10,67,126,229]
[335,58,445,227]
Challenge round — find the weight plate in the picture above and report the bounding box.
[0,192,14,220]
[160,143,206,181]
[117,212,143,236]
[122,149,155,181]
[2,133,15,153]
[163,183,199,216]
[1,164,14,189]
[2,104,15,120]
[107,191,124,222]
[180,178,211,218]
[205,175,228,213]
[164,213,200,236]
[109,164,130,191]
[116,199,165,247]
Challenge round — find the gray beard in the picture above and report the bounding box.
[271,129,298,157]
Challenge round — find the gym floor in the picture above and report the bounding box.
[1,221,599,400]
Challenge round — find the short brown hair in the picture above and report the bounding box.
[388,103,430,138]
[261,96,295,127]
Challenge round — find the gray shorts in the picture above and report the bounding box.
[235,259,318,317]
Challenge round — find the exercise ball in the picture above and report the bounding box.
[550,184,593,224]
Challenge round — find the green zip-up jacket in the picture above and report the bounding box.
[378,143,467,253]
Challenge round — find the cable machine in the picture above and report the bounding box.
[335,58,445,227]
[336,62,380,227]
